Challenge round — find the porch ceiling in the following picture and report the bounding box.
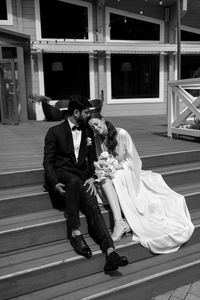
[0,27,30,48]
[139,0,191,6]
[0,27,30,43]
[148,0,200,29]
[146,0,175,5]
[135,0,200,29]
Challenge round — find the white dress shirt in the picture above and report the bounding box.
[68,119,82,162]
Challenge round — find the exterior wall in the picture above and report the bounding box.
[21,0,37,38]
[96,3,168,116]
[21,0,43,119]
[1,0,200,119]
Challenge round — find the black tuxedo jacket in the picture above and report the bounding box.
[43,120,97,190]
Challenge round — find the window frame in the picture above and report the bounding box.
[105,7,164,43]
[37,52,95,100]
[106,53,164,104]
[0,0,13,25]
[35,0,93,42]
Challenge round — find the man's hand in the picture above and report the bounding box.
[54,183,66,196]
[84,177,97,195]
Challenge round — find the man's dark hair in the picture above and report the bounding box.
[68,95,91,116]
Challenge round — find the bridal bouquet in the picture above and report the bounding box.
[94,151,118,182]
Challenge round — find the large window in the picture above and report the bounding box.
[0,0,7,20]
[2,47,17,59]
[0,0,12,25]
[39,0,90,40]
[111,54,159,100]
[110,13,160,41]
[181,54,200,97]
[181,55,200,79]
[43,53,89,100]
[181,30,200,41]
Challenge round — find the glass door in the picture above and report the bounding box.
[0,60,19,124]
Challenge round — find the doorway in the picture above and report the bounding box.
[0,60,19,124]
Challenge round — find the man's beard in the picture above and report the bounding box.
[77,116,89,128]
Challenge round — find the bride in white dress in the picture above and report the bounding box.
[88,113,194,254]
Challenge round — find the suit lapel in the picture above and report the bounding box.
[64,120,77,164]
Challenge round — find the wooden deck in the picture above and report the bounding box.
[0,115,199,173]
[0,115,200,299]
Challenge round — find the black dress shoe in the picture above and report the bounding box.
[104,251,129,272]
[70,235,92,259]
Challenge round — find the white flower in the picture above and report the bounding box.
[86,137,92,146]
[94,151,118,182]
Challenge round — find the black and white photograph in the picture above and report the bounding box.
[0,0,200,299]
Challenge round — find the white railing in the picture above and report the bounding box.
[168,77,200,139]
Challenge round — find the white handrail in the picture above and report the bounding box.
[168,78,200,139]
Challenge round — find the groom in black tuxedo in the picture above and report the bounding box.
[43,95,128,272]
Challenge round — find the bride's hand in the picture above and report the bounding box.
[84,177,97,195]
[115,164,123,170]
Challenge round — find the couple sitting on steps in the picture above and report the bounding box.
[43,95,194,273]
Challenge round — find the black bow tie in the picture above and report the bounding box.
[72,125,81,131]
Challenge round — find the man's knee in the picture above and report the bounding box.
[67,176,82,189]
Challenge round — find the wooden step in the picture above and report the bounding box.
[0,162,199,219]
[2,230,200,300]
[0,169,44,188]
[0,184,52,218]
[176,183,200,210]
[153,161,200,187]
[0,208,112,253]
[1,149,200,188]
[0,195,199,254]
[142,149,200,169]
[58,243,200,300]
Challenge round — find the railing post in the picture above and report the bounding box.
[177,0,181,80]
[168,85,173,137]
[175,92,180,120]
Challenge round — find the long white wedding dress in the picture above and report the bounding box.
[96,128,194,254]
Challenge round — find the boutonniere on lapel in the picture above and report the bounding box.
[86,137,92,146]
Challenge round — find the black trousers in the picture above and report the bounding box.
[57,170,114,253]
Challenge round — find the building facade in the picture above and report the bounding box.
[0,0,200,123]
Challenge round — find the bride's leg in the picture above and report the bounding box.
[100,178,127,242]
[100,178,122,221]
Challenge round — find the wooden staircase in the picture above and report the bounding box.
[0,150,200,300]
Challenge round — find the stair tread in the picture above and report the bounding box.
[0,184,45,200]
[0,234,134,277]
[0,201,199,233]
[10,242,200,300]
[61,243,200,300]
[0,163,199,201]
[152,161,200,174]
[175,182,200,195]
[0,202,199,233]
[0,183,200,201]
[0,161,199,195]
[0,216,200,279]
[0,209,64,232]
[0,207,111,233]
[141,148,200,159]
